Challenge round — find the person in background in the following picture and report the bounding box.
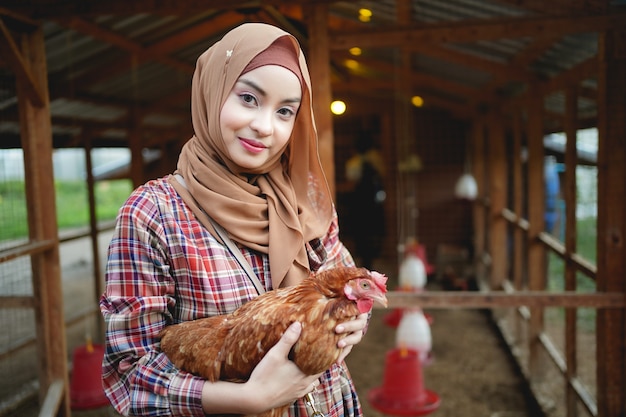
[343,131,386,270]
[100,23,369,417]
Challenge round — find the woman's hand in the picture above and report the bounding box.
[248,322,323,407]
[334,312,369,364]
[202,322,322,415]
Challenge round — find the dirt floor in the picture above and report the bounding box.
[2,239,545,417]
[17,308,538,417]
[6,300,541,417]
[349,307,539,417]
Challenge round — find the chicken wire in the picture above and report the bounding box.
[0,145,40,410]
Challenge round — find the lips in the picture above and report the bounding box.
[239,138,266,154]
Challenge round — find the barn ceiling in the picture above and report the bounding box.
[1,0,625,151]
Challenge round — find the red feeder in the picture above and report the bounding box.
[368,348,440,416]
[70,343,110,410]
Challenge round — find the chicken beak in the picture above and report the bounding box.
[372,293,388,308]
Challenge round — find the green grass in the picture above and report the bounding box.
[0,179,132,242]
[547,216,597,330]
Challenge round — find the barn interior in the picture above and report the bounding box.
[1,1,625,417]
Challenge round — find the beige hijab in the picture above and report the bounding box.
[170,23,333,289]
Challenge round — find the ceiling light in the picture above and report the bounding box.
[344,59,360,70]
[358,8,372,22]
[411,95,424,107]
[331,100,346,115]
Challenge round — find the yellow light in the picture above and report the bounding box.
[344,59,360,70]
[331,100,347,115]
[358,8,372,22]
[349,47,362,56]
[411,95,424,107]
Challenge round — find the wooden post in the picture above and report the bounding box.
[563,85,578,416]
[511,112,524,292]
[471,119,487,281]
[15,25,71,416]
[304,3,335,197]
[526,85,547,385]
[596,28,626,417]
[487,111,508,290]
[84,134,104,339]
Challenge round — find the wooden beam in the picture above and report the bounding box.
[0,296,35,309]
[540,56,598,95]
[0,240,55,262]
[334,52,495,104]
[330,12,626,49]
[0,19,44,106]
[482,35,560,92]
[494,0,608,15]
[0,7,39,26]
[412,44,535,84]
[4,0,257,17]
[381,290,626,309]
[37,379,65,417]
[512,35,561,68]
[60,17,194,93]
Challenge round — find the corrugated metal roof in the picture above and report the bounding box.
[0,0,624,151]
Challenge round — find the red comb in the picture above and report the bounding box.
[370,271,388,292]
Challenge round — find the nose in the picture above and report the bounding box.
[250,109,273,137]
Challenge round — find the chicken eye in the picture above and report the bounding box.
[360,281,371,290]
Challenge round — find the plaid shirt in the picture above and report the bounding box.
[100,177,362,417]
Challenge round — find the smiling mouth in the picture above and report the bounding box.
[239,138,266,154]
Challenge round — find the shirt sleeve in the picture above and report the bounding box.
[99,186,206,417]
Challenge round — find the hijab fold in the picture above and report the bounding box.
[169,23,333,289]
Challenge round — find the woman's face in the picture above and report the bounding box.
[220,65,302,171]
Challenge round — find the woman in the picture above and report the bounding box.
[100,22,369,417]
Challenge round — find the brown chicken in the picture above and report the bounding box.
[159,266,387,415]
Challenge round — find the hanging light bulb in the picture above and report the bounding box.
[330,100,346,115]
[455,136,478,200]
[454,173,478,200]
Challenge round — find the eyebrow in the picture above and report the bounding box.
[238,78,302,104]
